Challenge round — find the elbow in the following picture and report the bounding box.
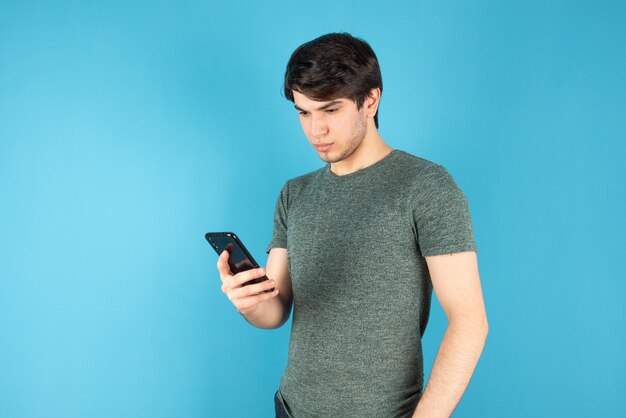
[479,315,489,348]
[482,313,489,335]
[449,311,489,338]
[478,312,489,339]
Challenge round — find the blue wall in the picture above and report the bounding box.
[1,1,624,417]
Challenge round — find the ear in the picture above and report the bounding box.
[365,88,381,118]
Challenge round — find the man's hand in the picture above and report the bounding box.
[216,250,279,316]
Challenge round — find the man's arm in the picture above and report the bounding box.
[412,250,488,418]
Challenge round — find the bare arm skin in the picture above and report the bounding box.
[412,250,489,418]
[217,248,293,329]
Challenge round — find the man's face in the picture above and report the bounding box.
[292,90,368,164]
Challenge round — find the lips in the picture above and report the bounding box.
[315,143,333,151]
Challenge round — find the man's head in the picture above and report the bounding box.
[283,33,383,164]
[283,32,383,129]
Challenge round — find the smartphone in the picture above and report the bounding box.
[205,231,274,293]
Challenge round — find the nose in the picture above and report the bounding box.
[310,113,329,138]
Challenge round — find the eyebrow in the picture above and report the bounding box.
[294,100,343,112]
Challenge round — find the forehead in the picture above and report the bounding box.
[292,91,351,109]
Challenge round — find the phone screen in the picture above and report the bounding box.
[205,232,260,274]
[206,232,272,292]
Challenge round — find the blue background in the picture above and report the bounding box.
[1,1,624,417]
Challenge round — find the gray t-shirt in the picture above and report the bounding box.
[266,149,477,417]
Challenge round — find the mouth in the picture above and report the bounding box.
[314,143,333,152]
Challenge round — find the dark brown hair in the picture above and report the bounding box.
[283,32,383,128]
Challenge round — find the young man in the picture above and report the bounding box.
[217,33,488,418]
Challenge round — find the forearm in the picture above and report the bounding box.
[241,294,289,329]
[412,318,488,417]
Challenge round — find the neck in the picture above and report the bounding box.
[329,125,393,176]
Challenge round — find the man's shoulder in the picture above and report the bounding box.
[393,149,442,172]
[392,151,466,200]
[392,150,456,187]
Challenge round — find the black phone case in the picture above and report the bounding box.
[205,232,273,293]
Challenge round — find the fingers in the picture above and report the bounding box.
[235,288,280,314]
[222,274,277,311]
[222,266,265,290]
[220,264,268,293]
[216,250,234,280]
[228,277,276,300]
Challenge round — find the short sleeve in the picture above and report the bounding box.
[412,165,478,257]
[266,180,289,254]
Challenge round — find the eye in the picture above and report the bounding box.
[298,111,309,117]
[326,108,338,114]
